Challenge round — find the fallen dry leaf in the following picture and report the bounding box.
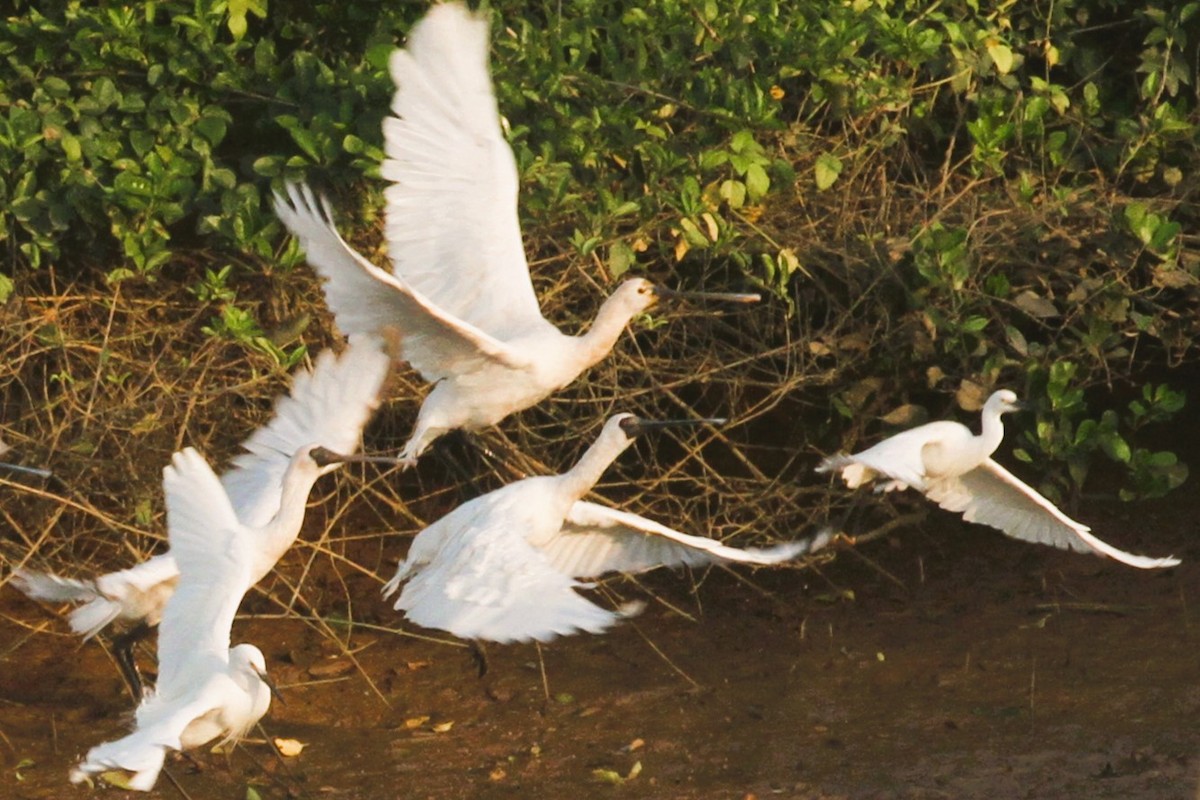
[274,737,306,757]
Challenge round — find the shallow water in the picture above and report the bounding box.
[2,499,1197,799]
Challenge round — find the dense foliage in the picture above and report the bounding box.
[2,0,1198,506]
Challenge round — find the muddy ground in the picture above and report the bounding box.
[2,485,1196,800]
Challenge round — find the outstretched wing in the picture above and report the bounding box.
[273,183,532,381]
[382,2,544,340]
[158,448,254,691]
[222,336,391,527]
[390,509,623,643]
[926,459,1180,569]
[540,500,812,578]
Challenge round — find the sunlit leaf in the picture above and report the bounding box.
[986,40,1014,74]
[814,153,843,190]
[273,738,305,757]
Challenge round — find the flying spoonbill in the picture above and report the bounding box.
[816,389,1180,569]
[384,413,821,644]
[12,337,392,692]
[272,2,759,468]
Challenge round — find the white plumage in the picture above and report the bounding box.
[70,449,274,791]
[817,389,1180,569]
[384,414,817,643]
[272,3,757,468]
[12,337,391,638]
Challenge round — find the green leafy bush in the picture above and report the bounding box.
[2,0,1196,503]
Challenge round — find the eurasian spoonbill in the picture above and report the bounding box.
[384,413,820,643]
[816,389,1180,569]
[13,337,391,691]
[272,2,758,468]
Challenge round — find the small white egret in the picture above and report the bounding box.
[70,448,275,791]
[272,2,759,468]
[383,414,819,644]
[816,389,1180,569]
[12,337,392,686]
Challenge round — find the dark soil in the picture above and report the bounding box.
[2,491,1197,799]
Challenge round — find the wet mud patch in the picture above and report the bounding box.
[2,499,1197,799]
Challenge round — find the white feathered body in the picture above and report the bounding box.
[72,644,271,791]
[406,322,617,455]
[827,419,998,493]
[818,390,1180,569]
[385,414,813,642]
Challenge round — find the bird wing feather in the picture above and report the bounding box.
[391,512,621,643]
[222,336,390,527]
[925,459,1180,568]
[539,500,810,577]
[273,183,532,379]
[157,448,254,692]
[381,3,543,338]
[73,687,226,791]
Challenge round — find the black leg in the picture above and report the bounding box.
[469,639,490,679]
[110,621,153,701]
[434,432,488,501]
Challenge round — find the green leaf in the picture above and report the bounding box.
[61,134,82,162]
[744,162,769,201]
[986,41,1014,74]
[607,240,636,278]
[195,114,228,147]
[814,153,843,190]
[719,179,746,208]
[960,315,988,333]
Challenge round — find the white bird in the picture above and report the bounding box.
[272,2,758,468]
[383,413,819,643]
[12,338,391,673]
[816,389,1180,569]
[70,448,275,791]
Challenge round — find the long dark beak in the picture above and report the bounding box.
[618,417,728,437]
[1011,401,1032,412]
[252,662,285,705]
[310,447,406,468]
[652,286,761,304]
[0,461,53,480]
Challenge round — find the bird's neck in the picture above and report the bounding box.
[576,298,636,369]
[558,431,630,501]
[258,467,322,569]
[976,408,1006,461]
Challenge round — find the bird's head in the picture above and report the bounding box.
[230,642,268,675]
[985,389,1029,416]
[609,278,661,315]
[609,277,762,317]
